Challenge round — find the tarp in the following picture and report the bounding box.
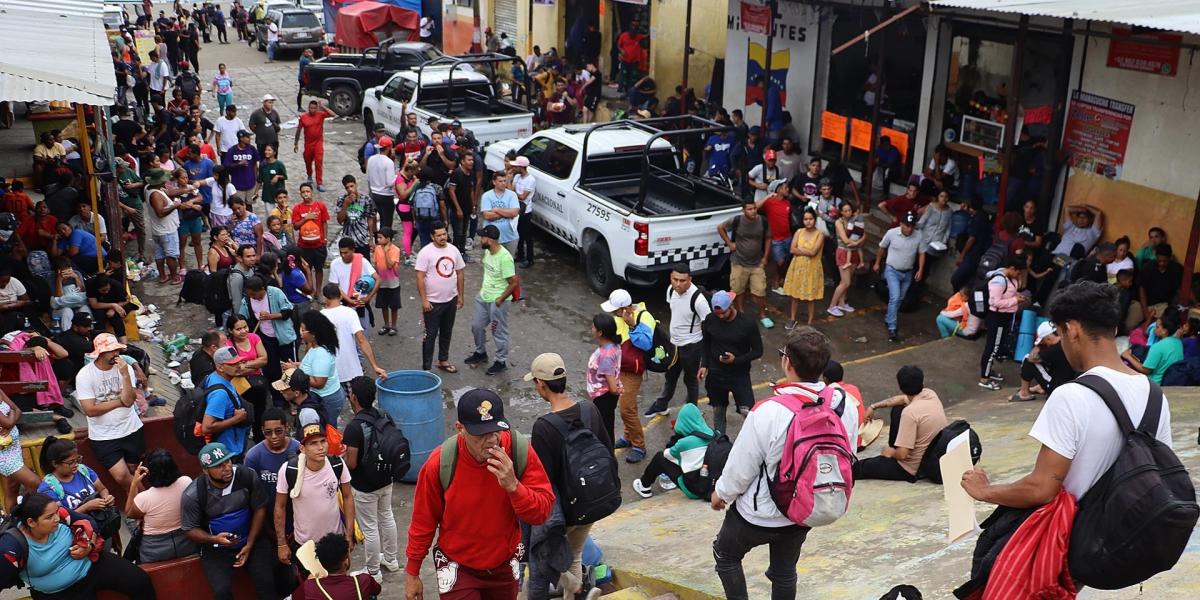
[0,0,117,105]
[931,0,1200,36]
[335,0,421,48]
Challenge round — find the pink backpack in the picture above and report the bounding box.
[762,386,855,527]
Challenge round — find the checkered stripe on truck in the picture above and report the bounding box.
[648,242,728,266]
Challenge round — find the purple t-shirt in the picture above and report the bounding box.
[222,144,260,191]
[586,343,621,399]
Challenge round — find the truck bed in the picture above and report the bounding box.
[583,175,741,216]
[416,97,530,120]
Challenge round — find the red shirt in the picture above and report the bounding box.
[760,195,792,241]
[618,32,643,63]
[291,201,329,248]
[405,432,554,575]
[398,139,427,164]
[293,573,382,600]
[174,144,217,163]
[298,112,329,147]
[1,192,33,222]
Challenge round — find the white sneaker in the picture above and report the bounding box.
[657,473,677,491]
[827,306,844,317]
[632,478,652,498]
[381,557,401,572]
[840,304,856,313]
[771,286,786,296]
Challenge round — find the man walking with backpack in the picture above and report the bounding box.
[274,408,355,571]
[405,389,554,600]
[961,281,1191,593]
[200,346,252,458]
[342,376,403,583]
[711,326,852,600]
[527,353,617,599]
[644,263,711,417]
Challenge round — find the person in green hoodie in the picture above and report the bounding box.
[631,402,713,499]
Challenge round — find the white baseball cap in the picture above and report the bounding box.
[262,94,277,102]
[600,289,632,312]
[1034,321,1057,345]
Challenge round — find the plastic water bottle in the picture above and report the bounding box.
[162,333,189,354]
[700,463,709,478]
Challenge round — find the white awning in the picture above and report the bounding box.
[930,0,1200,36]
[0,0,117,105]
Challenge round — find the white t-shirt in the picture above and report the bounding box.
[210,182,236,218]
[1106,256,1135,278]
[927,157,960,188]
[214,117,246,153]
[667,284,710,346]
[267,22,279,43]
[320,305,364,381]
[327,256,378,298]
[1029,366,1173,499]
[0,278,27,304]
[512,173,537,213]
[76,361,142,441]
[366,154,397,196]
[748,163,778,203]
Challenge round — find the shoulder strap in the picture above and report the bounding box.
[438,435,458,491]
[284,455,301,489]
[542,411,572,440]
[329,456,345,481]
[1073,374,1137,435]
[1141,381,1165,434]
[512,429,528,479]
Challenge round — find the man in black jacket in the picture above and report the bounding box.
[700,291,763,434]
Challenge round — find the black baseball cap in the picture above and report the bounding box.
[72,313,93,327]
[478,224,501,241]
[902,211,918,227]
[457,389,510,436]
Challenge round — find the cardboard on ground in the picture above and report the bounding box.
[940,430,980,543]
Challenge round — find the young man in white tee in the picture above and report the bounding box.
[327,237,381,331]
[76,333,144,490]
[318,283,388,393]
[213,104,246,154]
[963,280,1172,506]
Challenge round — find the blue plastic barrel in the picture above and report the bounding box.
[1013,309,1049,363]
[377,371,444,482]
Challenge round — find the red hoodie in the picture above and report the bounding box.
[405,432,555,576]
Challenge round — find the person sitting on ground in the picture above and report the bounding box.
[1132,243,1183,330]
[1135,226,1166,267]
[1012,322,1077,402]
[86,275,134,344]
[1069,241,1115,284]
[1051,203,1103,257]
[293,533,382,600]
[853,366,947,482]
[821,360,864,451]
[936,286,981,339]
[1123,308,1187,385]
[125,448,198,563]
[631,402,712,500]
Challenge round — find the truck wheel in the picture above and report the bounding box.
[329,86,359,117]
[584,241,618,296]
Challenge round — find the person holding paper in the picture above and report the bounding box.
[853,366,947,482]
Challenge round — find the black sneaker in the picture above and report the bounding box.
[50,404,74,418]
[464,352,488,366]
[485,361,507,376]
[642,400,669,418]
[888,330,899,343]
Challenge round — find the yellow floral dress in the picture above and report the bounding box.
[783,228,824,300]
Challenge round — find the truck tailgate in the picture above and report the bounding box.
[459,114,534,146]
[639,207,742,271]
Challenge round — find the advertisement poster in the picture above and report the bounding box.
[1063,90,1135,180]
[1106,28,1181,76]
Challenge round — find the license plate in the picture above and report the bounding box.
[295,32,311,40]
[689,257,709,272]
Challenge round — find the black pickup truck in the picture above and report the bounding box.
[303,41,443,116]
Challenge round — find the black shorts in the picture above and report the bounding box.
[300,245,328,272]
[91,427,146,469]
[375,287,402,309]
[584,95,600,112]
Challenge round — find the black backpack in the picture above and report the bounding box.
[543,408,621,525]
[974,239,1011,279]
[283,454,346,489]
[967,273,1007,318]
[916,419,982,483]
[204,268,242,317]
[352,410,412,485]
[1066,375,1199,589]
[0,516,27,591]
[174,383,249,455]
[177,72,201,98]
[680,431,734,499]
[686,285,712,333]
[178,269,207,306]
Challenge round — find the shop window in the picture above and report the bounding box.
[814,9,926,177]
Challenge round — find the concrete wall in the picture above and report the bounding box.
[515,0,565,56]
[648,0,727,97]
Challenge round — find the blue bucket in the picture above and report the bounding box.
[1014,309,1049,363]
[376,370,445,482]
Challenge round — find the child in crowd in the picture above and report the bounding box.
[293,533,382,600]
[631,403,713,500]
[270,190,294,237]
[936,286,980,339]
[262,215,291,253]
[372,228,402,336]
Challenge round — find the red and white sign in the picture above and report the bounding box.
[740,1,772,35]
[1106,28,1182,77]
[1062,90,1135,180]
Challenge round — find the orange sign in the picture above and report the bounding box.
[820,111,848,142]
[880,126,909,163]
[599,0,606,17]
[849,119,873,151]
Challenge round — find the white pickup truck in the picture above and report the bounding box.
[361,55,534,147]
[484,118,744,295]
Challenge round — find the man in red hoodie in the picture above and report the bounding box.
[405,389,554,600]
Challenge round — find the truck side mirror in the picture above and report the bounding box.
[374,90,383,100]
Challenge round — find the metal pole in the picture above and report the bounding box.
[1183,186,1200,304]
[527,0,534,55]
[832,3,922,56]
[759,0,777,130]
[863,30,885,205]
[74,104,103,273]
[996,14,1028,220]
[681,0,694,90]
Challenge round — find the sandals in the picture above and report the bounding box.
[1009,392,1037,402]
[436,363,458,374]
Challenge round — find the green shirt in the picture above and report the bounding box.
[258,160,288,206]
[1143,335,1184,384]
[118,170,143,209]
[1135,245,1156,267]
[479,246,516,303]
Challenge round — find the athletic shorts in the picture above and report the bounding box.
[729,263,767,297]
[375,287,402,310]
[300,245,328,272]
[153,232,180,260]
[177,216,204,236]
[90,427,146,469]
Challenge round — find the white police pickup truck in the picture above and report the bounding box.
[484,117,744,295]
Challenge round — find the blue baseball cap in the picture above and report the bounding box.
[712,291,735,311]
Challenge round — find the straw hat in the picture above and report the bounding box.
[858,418,885,450]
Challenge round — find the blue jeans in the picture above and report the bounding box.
[936,314,959,338]
[267,41,277,61]
[884,265,913,331]
[319,384,346,428]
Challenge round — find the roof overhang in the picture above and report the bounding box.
[930,0,1200,35]
[0,0,117,105]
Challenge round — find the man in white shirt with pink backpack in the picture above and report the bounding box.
[710,327,854,600]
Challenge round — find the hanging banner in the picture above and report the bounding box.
[849,118,872,151]
[1063,90,1135,180]
[820,111,847,142]
[740,2,772,36]
[1106,28,1181,77]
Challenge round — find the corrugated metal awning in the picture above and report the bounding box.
[0,0,117,105]
[930,0,1200,36]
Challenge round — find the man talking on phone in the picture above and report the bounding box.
[700,291,763,434]
[181,441,282,600]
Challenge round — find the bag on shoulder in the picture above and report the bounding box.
[640,310,678,374]
[758,389,855,527]
[916,419,982,483]
[174,383,225,454]
[729,214,768,242]
[204,268,239,317]
[412,183,441,221]
[974,239,1011,279]
[968,273,1006,318]
[0,514,27,591]
[679,430,733,499]
[543,409,621,525]
[355,411,412,484]
[178,269,208,306]
[1067,375,1199,590]
[440,430,528,491]
[284,454,345,490]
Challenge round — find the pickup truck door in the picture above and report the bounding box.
[519,136,580,247]
[376,78,412,131]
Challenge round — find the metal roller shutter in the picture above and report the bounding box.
[493,0,518,40]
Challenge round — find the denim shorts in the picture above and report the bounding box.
[177,216,204,236]
[770,239,790,263]
[153,232,180,259]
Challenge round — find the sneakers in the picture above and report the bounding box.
[352,569,382,584]
[827,306,844,317]
[631,479,653,498]
[658,473,678,491]
[784,320,797,330]
[147,395,166,407]
[839,304,856,313]
[642,400,669,418]
[464,352,488,365]
[465,238,475,252]
[888,329,899,343]
[381,557,401,572]
[625,447,646,464]
[771,286,786,296]
[613,437,632,449]
[978,379,1002,391]
[317,184,326,193]
[378,327,390,335]
[485,361,507,376]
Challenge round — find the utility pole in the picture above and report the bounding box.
[759,0,778,130]
[681,0,694,90]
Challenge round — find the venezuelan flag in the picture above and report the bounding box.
[745,41,789,105]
